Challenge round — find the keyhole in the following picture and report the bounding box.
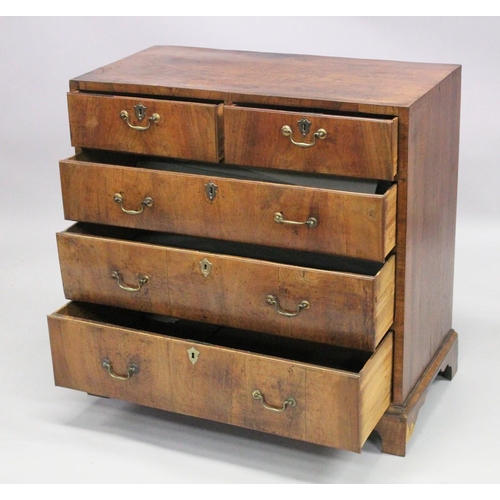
[297,117,312,136]
[187,347,199,365]
[199,258,212,277]
[205,181,218,201]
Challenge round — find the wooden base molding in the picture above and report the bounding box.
[374,330,458,456]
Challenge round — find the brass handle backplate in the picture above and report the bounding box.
[281,125,327,148]
[111,270,149,292]
[274,212,318,228]
[114,193,153,215]
[252,390,296,413]
[120,109,160,130]
[266,295,310,317]
[102,359,138,380]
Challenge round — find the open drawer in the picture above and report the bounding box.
[60,151,396,262]
[56,223,395,351]
[48,302,393,453]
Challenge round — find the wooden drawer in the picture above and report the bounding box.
[225,106,398,180]
[48,302,393,452]
[60,151,397,262]
[67,93,222,162]
[56,224,395,351]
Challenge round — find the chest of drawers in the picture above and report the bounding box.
[47,46,460,456]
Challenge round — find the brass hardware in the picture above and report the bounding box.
[274,212,318,228]
[101,359,138,380]
[199,258,212,278]
[120,109,160,130]
[134,103,147,122]
[265,295,310,317]
[111,270,149,292]
[205,180,218,201]
[297,117,312,136]
[113,193,153,215]
[281,125,327,148]
[187,347,200,365]
[252,390,296,413]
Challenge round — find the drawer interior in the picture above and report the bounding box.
[66,222,386,276]
[57,302,374,372]
[75,149,394,195]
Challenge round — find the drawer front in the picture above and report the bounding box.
[48,303,393,452]
[67,93,221,162]
[57,226,395,351]
[60,155,397,262]
[225,107,398,180]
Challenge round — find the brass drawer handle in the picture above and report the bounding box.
[281,125,327,148]
[252,390,296,413]
[102,359,138,380]
[111,270,149,292]
[114,193,153,215]
[266,295,310,317]
[120,109,160,130]
[274,212,318,228]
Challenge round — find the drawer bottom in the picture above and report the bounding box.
[48,302,393,453]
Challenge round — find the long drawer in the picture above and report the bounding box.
[67,93,222,162]
[60,152,397,262]
[56,224,395,351]
[48,302,393,452]
[224,106,398,180]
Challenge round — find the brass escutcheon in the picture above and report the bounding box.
[199,258,212,278]
[187,347,200,365]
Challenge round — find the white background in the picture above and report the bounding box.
[1,16,499,484]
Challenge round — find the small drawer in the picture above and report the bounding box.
[60,152,397,262]
[56,224,395,351]
[67,92,222,162]
[48,302,393,452]
[224,106,398,180]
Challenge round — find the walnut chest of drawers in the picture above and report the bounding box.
[47,46,461,456]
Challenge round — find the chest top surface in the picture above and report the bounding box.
[71,46,460,109]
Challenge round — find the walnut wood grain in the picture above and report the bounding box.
[225,107,397,180]
[48,312,170,408]
[59,154,397,262]
[48,303,393,452]
[56,225,395,351]
[391,67,461,403]
[70,46,460,112]
[67,93,221,162]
